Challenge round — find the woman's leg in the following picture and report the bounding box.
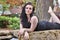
[23,31,29,40]
[48,6,60,24]
[36,21,60,31]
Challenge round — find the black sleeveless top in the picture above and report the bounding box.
[21,15,39,28]
[21,20,40,31]
[23,22,31,28]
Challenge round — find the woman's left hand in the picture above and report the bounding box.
[24,31,29,39]
[18,29,25,36]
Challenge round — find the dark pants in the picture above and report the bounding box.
[35,21,60,31]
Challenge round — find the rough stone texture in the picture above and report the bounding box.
[0,29,19,39]
[19,30,60,40]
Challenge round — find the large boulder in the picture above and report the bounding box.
[18,30,60,40]
[0,29,13,39]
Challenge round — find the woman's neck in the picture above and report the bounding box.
[27,15,31,22]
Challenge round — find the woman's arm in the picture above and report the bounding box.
[48,6,60,24]
[20,19,23,29]
[20,23,23,29]
[18,19,25,35]
[23,16,38,32]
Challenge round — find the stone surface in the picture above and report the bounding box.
[29,30,60,40]
[19,30,60,40]
[0,29,19,39]
[1,29,60,40]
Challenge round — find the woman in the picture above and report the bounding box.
[19,2,38,40]
[19,2,60,40]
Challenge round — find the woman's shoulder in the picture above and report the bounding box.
[31,16,38,21]
[31,16,38,19]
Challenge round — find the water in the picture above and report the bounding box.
[10,38,18,40]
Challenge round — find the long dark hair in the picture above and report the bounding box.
[20,2,35,27]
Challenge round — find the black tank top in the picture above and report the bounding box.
[22,21,31,28]
[21,16,39,31]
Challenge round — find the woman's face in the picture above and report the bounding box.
[25,5,33,15]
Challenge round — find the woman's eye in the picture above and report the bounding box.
[26,7,32,10]
[29,8,32,10]
[26,7,28,9]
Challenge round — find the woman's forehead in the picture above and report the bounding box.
[26,5,33,8]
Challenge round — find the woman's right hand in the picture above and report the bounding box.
[18,29,25,36]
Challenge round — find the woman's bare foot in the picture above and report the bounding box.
[48,6,53,13]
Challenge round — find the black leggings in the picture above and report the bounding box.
[35,21,60,31]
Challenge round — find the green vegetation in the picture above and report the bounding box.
[0,0,10,10]
[0,0,36,29]
[0,16,20,30]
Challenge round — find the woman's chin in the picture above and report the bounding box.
[26,13,31,15]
